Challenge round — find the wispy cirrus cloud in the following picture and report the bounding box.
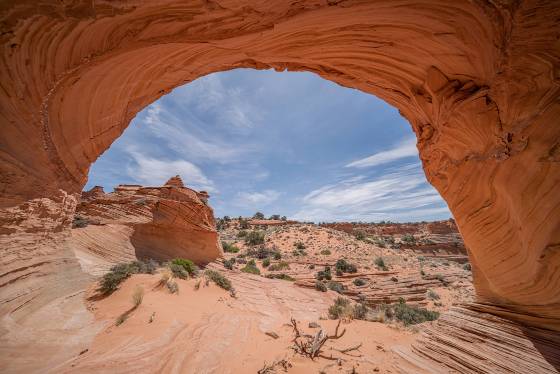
[292,164,449,222]
[142,103,255,164]
[345,137,418,168]
[126,149,215,192]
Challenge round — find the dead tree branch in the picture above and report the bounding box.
[290,318,359,360]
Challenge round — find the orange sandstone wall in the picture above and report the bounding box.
[0,0,559,332]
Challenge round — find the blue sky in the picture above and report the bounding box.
[86,69,451,222]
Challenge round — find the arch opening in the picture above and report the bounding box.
[1,1,559,372]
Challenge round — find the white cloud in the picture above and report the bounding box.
[292,166,450,222]
[233,190,280,207]
[345,137,418,168]
[126,149,215,192]
[173,74,262,130]
[142,102,252,164]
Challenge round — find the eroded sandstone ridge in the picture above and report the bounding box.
[71,176,220,276]
[0,0,559,372]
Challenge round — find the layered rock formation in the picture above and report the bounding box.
[0,0,559,372]
[72,176,221,275]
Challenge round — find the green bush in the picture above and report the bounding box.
[98,260,155,295]
[241,261,260,275]
[374,257,388,271]
[463,263,472,271]
[335,259,357,274]
[265,273,295,281]
[401,234,415,244]
[171,258,199,276]
[223,258,235,270]
[273,251,282,260]
[237,230,248,238]
[169,263,189,279]
[245,231,265,246]
[268,261,290,271]
[222,241,240,253]
[316,266,332,281]
[352,303,369,320]
[320,249,331,255]
[353,278,367,286]
[328,297,352,319]
[327,281,345,294]
[315,281,327,292]
[205,269,232,291]
[393,300,439,326]
[262,258,270,267]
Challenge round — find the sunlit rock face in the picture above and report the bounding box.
[0,0,559,371]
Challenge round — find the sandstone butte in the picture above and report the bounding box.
[0,0,558,373]
[71,175,221,276]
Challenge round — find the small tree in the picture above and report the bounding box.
[253,212,265,220]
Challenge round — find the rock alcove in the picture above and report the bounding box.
[0,1,559,372]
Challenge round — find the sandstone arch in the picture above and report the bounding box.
[0,0,559,371]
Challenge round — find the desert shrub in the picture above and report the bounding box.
[393,300,439,326]
[354,230,366,241]
[308,264,315,270]
[271,251,281,260]
[328,297,353,319]
[245,231,265,246]
[253,212,265,219]
[327,281,345,294]
[315,281,327,292]
[222,241,240,253]
[294,241,306,250]
[236,257,247,264]
[320,249,331,255]
[265,273,295,281]
[353,278,367,286]
[99,261,154,295]
[268,261,290,271]
[374,257,388,271]
[167,280,179,294]
[316,266,332,281]
[72,215,90,228]
[171,258,199,276]
[248,246,274,259]
[463,263,472,271]
[390,276,398,282]
[223,258,235,270]
[335,259,357,274]
[427,289,440,300]
[237,230,248,238]
[418,256,425,262]
[205,269,232,291]
[401,234,416,244]
[292,248,307,256]
[241,260,260,275]
[169,263,189,279]
[352,303,369,320]
[262,258,270,267]
[420,269,426,277]
[132,285,144,307]
[435,274,445,282]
